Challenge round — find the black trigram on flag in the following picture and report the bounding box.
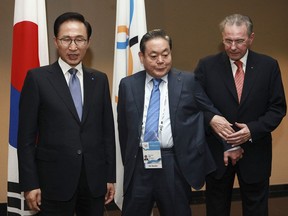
[7,182,35,215]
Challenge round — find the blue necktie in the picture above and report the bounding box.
[68,68,82,120]
[144,79,162,141]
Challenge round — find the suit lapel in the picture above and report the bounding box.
[240,51,258,104]
[168,69,182,132]
[131,71,146,135]
[81,68,97,124]
[220,53,239,103]
[46,62,80,122]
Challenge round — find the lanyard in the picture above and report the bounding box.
[158,83,168,135]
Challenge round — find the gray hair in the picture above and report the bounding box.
[219,14,253,36]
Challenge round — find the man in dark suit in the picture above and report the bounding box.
[117,29,230,216]
[194,14,286,216]
[17,12,116,216]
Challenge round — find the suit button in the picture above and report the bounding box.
[77,150,82,155]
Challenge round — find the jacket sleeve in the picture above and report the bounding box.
[17,70,40,192]
[194,63,234,151]
[117,79,128,165]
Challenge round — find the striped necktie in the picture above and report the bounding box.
[144,78,162,141]
[234,60,245,103]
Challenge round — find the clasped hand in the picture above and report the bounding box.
[210,115,251,146]
[210,115,251,165]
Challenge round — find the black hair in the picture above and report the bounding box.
[139,29,172,53]
[54,12,92,39]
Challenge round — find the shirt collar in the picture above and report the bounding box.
[229,49,249,67]
[145,73,168,85]
[58,57,83,75]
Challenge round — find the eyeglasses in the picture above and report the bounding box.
[223,39,247,47]
[58,37,87,47]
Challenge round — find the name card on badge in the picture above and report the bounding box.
[142,141,162,169]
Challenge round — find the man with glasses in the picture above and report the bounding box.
[194,14,286,216]
[18,12,116,215]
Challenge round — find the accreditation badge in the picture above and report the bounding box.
[142,141,162,169]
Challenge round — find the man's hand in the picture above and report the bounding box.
[226,122,251,146]
[210,115,235,140]
[224,147,244,166]
[105,183,115,205]
[24,189,41,211]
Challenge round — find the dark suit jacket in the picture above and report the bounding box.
[117,68,221,194]
[194,50,286,182]
[18,61,116,201]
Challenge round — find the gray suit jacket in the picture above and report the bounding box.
[117,68,220,193]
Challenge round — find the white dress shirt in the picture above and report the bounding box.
[230,50,248,77]
[58,58,84,104]
[141,73,173,148]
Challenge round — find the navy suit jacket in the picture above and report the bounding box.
[194,50,286,182]
[18,62,116,201]
[117,68,220,194]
